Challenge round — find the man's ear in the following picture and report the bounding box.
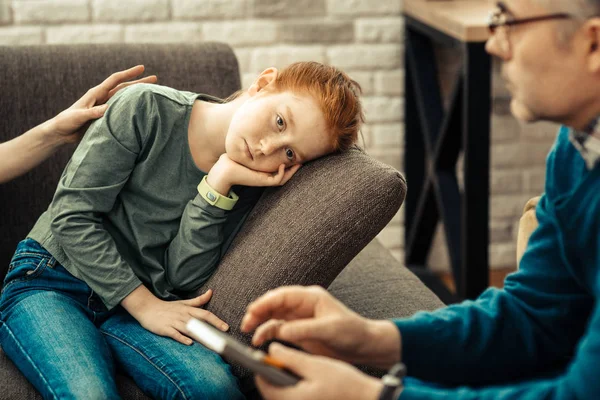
[584,19,600,73]
[247,67,278,97]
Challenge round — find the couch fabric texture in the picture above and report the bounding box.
[0,43,443,399]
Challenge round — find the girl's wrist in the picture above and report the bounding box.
[206,169,233,196]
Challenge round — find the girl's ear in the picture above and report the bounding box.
[248,67,278,96]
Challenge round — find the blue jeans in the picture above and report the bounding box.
[0,238,244,400]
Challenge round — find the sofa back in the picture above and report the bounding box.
[0,43,241,281]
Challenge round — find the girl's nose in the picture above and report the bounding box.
[259,137,279,156]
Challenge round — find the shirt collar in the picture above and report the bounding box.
[570,116,600,170]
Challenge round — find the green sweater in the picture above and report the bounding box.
[28,84,262,309]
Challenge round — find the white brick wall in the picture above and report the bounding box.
[92,0,169,22]
[172,0,249,20]
[0,1,11,24]
[0,0,556,272]
[13,0,90,24]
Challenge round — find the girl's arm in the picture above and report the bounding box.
[0,65,156,184]
[49,86,229,345]
[164,154,300,292]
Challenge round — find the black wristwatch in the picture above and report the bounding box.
[378,362,406,400]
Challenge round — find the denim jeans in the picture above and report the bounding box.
[0,238,244,400]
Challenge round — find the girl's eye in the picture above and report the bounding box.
[276,115,285,130]
[285,148,294,161]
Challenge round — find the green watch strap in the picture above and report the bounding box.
[197,176,239,211]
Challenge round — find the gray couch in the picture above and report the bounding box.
[0,43,444,399]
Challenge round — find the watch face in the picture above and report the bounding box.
[207,192,217,201]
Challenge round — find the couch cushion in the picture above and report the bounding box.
[331,238,445,319]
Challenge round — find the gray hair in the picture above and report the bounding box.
[536,0,600,44]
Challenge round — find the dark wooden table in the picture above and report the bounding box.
[403,0,493,302]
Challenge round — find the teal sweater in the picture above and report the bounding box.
[395,126,600,399]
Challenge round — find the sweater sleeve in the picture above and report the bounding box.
[394,194,593,386]
[163,187,258,292]
[50,86,150,309]
[398,294,600,399]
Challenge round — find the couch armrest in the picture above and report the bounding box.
[196,148,406,379]
[516,196,541,267]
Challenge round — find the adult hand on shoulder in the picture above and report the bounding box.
[207,153,301,196]
[256,343,383,400]
[43,65,158,144]
[241,286,401,368]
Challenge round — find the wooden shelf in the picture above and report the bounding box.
[403,0,494,42]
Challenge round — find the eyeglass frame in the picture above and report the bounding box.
[487,1,572,34]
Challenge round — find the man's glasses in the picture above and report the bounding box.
[487,2,572,55]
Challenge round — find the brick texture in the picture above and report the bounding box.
[0,1,11,25]
[92,0,169,22]
[253,0,325,17]
[13,0,89,24]
[1,0,550,271]
[172,0,248,19]
[47,25,123,44]
[0,26,42,45]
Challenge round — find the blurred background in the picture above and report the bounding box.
[0,0,559,280]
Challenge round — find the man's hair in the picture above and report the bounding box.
[537,0,600,43]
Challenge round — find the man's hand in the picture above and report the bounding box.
[207,153,301,195]
[256,343,384,400]
[43,65,158,144]
[122,286,229,345]
[241,286,401,369]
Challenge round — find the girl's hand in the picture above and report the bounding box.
[207,153,301,196]
[123,287,229,345]
[43,65,158,145]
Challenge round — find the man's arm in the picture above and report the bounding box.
[398,297,600,399]
[395,195,593,386]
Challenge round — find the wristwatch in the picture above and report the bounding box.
[197,176,239,211]
[378,362,406,400]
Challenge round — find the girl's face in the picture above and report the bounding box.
[225,74,333,172]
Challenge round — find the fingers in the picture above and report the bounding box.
[241,286,321,333]
[182,289,213,307]
[74,104,108,122]
[254,344,312,400]
[252,319,285,346]
[271,164,286,185]
[253,318,334,347]
[268,343,313,376]
[167,325,194,346]
[280,164,302,185]
[189,308,229,332]
[255,375,292,400]
[101,65,146,91]
[106,75,158,99]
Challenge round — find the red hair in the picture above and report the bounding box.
[228,62,364,152]
[273,62,364,152]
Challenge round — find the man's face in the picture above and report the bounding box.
[486,0,586,124]
[225,90,332,172]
